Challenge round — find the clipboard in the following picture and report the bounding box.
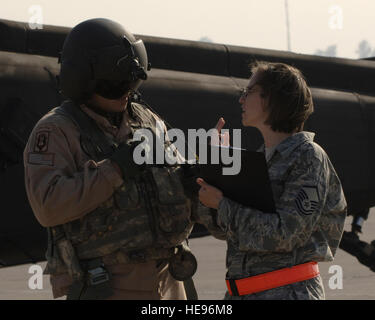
[199,146,276,212]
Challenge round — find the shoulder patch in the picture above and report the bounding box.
[295,185,320,216]
[34,131,50,153]
[28,152,55,166]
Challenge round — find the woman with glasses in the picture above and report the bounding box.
[196,61,347,300]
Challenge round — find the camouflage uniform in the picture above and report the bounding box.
[24,100,199,300]
[200,131,347,300]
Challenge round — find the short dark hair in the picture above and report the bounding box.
[250,61,314,133]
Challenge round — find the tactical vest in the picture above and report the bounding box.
[45,100,194,278]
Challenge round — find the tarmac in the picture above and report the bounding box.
[0,209,374,300]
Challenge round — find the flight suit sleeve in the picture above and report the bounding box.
[24,119,124,227]
[216,148,347,253]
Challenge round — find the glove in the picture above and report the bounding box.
[340,231,375,272]
[110,141,145,181]
[180,163,201,198]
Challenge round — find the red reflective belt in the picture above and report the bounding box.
[226,261,319,296]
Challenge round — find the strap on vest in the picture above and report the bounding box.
[183,278,198,300]
[55,101,117,160]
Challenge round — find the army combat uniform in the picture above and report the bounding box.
[199,131,347,300]
[24,100,200,300]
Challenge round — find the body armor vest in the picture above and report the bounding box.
[45,100,194,277]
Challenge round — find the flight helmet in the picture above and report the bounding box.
[59,18,149,102]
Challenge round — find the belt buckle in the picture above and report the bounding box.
[88,266,110,286]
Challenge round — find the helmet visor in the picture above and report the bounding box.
[94,79,132,100]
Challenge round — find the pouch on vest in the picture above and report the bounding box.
[44,227,68,275]
[150,166,192,246]
[114,182,140,209]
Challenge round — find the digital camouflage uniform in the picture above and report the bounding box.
[199,131,347,300]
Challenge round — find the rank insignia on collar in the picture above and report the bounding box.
[295,186,320,216]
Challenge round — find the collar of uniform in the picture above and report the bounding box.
[275,131,315,158]
[257,131,315,161]
[80,104,116,131]
[79,104,131,138]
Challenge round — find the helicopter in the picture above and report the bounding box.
[0,18,374,271]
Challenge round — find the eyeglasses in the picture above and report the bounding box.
[240,87,262,99]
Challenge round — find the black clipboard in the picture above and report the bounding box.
[199,146,276,212]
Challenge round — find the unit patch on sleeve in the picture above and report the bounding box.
[34,131,50,153]
[295,186,320,216]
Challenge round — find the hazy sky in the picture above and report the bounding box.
[1,0,374,59]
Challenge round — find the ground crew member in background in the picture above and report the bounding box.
[196,61,347,300]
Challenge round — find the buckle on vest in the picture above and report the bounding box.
[87,267,110,286]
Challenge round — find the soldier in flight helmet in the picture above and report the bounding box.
[59,18,148,104]
[24,18,218,300]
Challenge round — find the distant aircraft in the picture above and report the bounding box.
[0,19,374,271]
